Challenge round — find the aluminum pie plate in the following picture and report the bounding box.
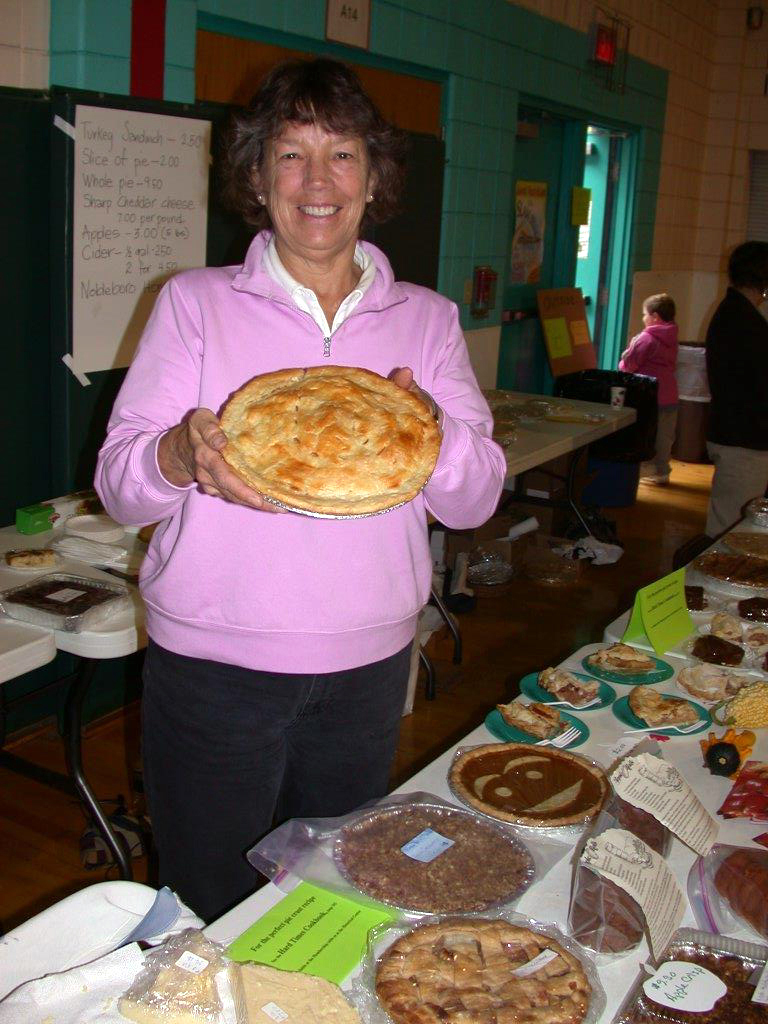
[262,494,414,519]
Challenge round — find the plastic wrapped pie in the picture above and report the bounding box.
[220,366,441,516]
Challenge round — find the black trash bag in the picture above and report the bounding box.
[554,369,658,462]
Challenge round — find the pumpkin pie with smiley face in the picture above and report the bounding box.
[449,742,609,827]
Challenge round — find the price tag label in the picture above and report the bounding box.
[401,828,454,862]
[752,962,768,1004]
[261,1003,289,1022]
[643,961,727,1012]
[174,951,209,974]
[47,587,87,603]
[511,949,559,977]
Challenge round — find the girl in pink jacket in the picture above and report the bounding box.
[619,292,679,484]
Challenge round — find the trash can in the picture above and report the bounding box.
[673,342,710,464]
[553,369,659,508]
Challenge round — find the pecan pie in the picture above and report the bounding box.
[220,366,441,516]
[450,743,608,827]
[334,803,534,913]
[375,919,592,1024]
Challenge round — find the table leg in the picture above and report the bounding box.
[63,657,133,880]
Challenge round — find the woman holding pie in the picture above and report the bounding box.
[95,58,506,920]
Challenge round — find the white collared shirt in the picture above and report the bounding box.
[263,236,376,339]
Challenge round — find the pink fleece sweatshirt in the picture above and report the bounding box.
[95,232,506,673]
[618,320,679,406]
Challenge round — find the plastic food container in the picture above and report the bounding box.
[0,573,131,632]
[745,498,768,531]
[610,927,768,1024]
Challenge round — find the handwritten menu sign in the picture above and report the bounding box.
[72,105,211,376]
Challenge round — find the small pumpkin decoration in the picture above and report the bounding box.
[699,728,755,778]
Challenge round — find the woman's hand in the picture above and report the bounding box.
[388,367,443,429]
[157,409,282,511]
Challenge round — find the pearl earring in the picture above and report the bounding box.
[367,193,374,202]
[257,193,264,203]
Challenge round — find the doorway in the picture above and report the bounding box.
[498,107,637,392]
[574,125,635,369]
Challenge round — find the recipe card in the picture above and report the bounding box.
[622,568,693,654]
[226,881,395,985]
[611,752,718,856]
[580,827,685,958]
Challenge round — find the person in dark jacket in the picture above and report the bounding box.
[705,241,768,536]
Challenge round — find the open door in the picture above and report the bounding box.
[575,126,637,368]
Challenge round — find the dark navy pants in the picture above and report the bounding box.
[141,638,411,921]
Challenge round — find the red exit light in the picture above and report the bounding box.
[593,24,617,66]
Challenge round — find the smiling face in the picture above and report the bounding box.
[254,120,374,277]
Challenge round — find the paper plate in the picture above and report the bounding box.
[65,514,125,544]
[611,694,710,736]
[484,708,589,749]
[519,672,615,711]
[581,652,674,685]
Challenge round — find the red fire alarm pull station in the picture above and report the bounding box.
[471,265,498,319]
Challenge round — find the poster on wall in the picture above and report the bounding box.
[509,180,547,284]
[536,287,597,377]
[72,105,211,375]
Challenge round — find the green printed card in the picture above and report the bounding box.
[622,568,693,654]
[226,882,396,984]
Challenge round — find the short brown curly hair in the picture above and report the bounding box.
[221,58,408,231]
[643,293,676,322]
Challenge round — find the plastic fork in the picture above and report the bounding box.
[536,726,580,747]
[623,721,701,735]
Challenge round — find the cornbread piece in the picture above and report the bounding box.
[334,803,534,913]
[587,644,656,674]
[739,597,768,622]
[232,963,361,1024]
[677,664,750,702]
[627,687,698,728]
[375,919,592,1024]
[685,585,707,611]
[220,366,441,515]
[691,634,745,666]
[4,548,56,568]
[497,699,565,739]
[450,742,608,827]
[118,931,223,1024]
[538,667,600,706]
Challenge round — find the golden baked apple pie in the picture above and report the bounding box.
[220,366,441,516]
[375,919,592,1024]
